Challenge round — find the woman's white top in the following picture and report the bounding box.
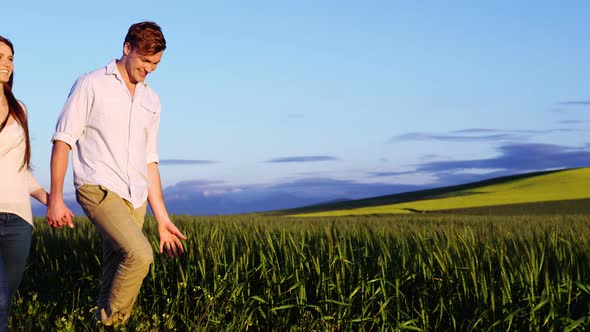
[0,106,42,225]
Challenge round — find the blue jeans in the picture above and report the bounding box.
[0,213,32,332]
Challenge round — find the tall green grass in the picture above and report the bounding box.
[10,214,590,331]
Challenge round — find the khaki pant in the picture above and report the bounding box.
[76,185,152,327]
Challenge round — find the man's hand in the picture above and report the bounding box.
[157,219,187,257]
[47,140,73,228]
[46,195,74,228]
[147,162,187,257]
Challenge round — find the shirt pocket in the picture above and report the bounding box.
[138,103,160,130]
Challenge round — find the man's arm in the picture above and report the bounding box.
[147,162,187,257]
[47,75,91,228]
[46,141,74,228]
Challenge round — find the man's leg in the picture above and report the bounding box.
[76,185,151,326]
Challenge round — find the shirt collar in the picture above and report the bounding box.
[104,59,148,87]
[105,59,119,77]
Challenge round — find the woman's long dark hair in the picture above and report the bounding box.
[0,35,31,170]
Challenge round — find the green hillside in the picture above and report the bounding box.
[433,198,590,215]
[286,168,590,217]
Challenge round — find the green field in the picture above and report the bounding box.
[10,168,590,331]
[11,211,590,331]
[286,168,590,217]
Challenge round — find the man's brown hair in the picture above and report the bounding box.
[124,21,166,55]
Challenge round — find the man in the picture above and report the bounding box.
[46,21,187,328]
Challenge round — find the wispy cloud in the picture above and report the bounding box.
[560,120,586,125]
[266,156,339,163]
[159,159,217,166]
[420,154,443,162]
[414,143,590,173]
[368,171,417,177]
[164,179,240,198]
[390,128,584,143]
[165,176,409,202]
[390,131,528,143]
[452,128,542,134]
[168,179,225,187]
[557,101,590,106]
[287,113,305,119]
[367,142,590,188]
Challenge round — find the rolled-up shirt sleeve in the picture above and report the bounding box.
[52,75,93,147]
[146,102,160,164]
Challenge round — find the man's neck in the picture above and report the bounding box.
[115,60,137,96]
[115,60,130,83]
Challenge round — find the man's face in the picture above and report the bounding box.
[0,42,14,85]
[123,43,163,84]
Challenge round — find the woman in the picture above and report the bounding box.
[0,35,72,331]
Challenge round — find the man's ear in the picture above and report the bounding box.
[123,42,131,56]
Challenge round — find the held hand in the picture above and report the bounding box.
[63,207,75,228]
[157,219,187,257]
[46,195,74,228]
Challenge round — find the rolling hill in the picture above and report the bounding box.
[280,167,590,217]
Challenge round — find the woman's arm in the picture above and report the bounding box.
[31,188,49,206]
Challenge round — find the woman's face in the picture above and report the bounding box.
[0,42,14,85]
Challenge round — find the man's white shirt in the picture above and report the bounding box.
[53,60,160,208]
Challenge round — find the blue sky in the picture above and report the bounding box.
[4,1,590,214]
